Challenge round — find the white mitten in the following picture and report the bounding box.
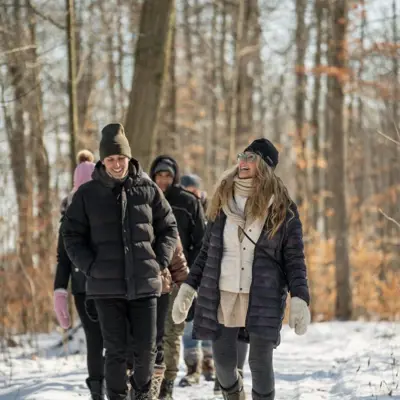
[172,283,197,324]
[289,297,310,335]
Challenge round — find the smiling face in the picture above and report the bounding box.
[103,155,129,179]
[237,151,258,178]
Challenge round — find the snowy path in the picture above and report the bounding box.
[0,322,398,399]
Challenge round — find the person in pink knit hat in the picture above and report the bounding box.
[54,150,105,400]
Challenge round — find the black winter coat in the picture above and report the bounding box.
[62,159,178,300]
[54,196,87,295]
[149,156,206,267]
[54,218,87,295]
[185,204,310,346]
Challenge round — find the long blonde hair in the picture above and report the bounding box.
[207,157,293,238]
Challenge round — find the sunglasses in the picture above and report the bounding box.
[237,152,257,163]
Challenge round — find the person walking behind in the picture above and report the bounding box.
[149,156,206,399]
[63,124,178,400]
[180,174,208,213]
[54,150,105,400]
[149,235,189,399]
[172,138,311,400]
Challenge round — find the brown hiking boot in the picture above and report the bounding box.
[149,364,166,399]
[202,357,216,381]
[159,378,174,399]
[178,363,200,387]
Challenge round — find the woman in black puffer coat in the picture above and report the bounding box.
[172,139,311,400]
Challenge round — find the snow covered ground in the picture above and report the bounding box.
[0,321,398,399]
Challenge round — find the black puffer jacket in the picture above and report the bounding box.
[54,217,86,295]
[149,156,206,267]
[54,195,86,295]
[62,159,178,300]
[186,204,309,346]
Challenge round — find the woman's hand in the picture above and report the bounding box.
[172,283,197,324]
[289,297,310,335]
[53,289,70,329]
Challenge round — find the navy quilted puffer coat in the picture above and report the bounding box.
[185,204,309,346]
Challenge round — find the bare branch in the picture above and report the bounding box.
[377,130,400,146]
[0,45,36,57]
[378,208,400,229]
[27,1,65,31]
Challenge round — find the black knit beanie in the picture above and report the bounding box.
[99,123,132,160]
[244,138,279,169]
[154,159,176,178]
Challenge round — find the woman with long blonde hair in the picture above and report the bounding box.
[171,139,310,400]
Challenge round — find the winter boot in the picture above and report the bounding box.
[86,378,104,400]
[251,389,275,400]
[202,356,216,382]
[134,390,151,400]
[149,364,166,399]
[130,380,152,400]
[178,363,201,387]
[214,378,221,395]
[159,378,174,400]
[221,375,246,400]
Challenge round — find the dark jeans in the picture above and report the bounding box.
[95,297,157,399]
[126,293,169,369]
[74,294,104,382]
[212,326,275,399]
[156,293,170,365]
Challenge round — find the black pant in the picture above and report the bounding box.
[95,297,157,398]
[212,326,275,399]
[126,293,169,369]
[156,293,170,365]
[74,294,104,382]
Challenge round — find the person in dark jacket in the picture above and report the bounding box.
[149,156,206,399]
[172,139,311,400]
[149,235,189,399]
[180,174,208,213]
[62,124,178,400]
[54,150,104,400]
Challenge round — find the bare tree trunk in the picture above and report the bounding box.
[219,0,229,176]
[389,0,399,231]
[209,0,218,186]
[356,0,367,234]
[125,0,175,170]
[156,5,177,159]
[0,2,34,274]
[75,1,97,150]
[117,0,126,119]
[323,4,334,239]
[228,0,246,165]
[331,0,352,320]
[100,2,118,120]
[236,0,259,151]
[311,0,324,230]
[66,0,78,183]
[27,4,52,271]
[295,0,308,210]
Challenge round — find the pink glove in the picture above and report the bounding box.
[54,289,70,329]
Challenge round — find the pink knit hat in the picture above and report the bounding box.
[73,161,95,192]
